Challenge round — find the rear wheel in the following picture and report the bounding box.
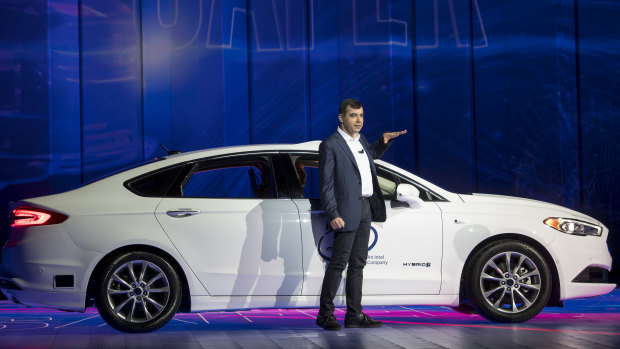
[95,251,182,332]
[466,240,551,323]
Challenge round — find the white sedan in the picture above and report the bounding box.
[1,142,615,332]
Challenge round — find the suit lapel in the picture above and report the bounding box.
[333,131,359,171]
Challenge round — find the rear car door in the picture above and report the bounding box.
[154,153,303,306]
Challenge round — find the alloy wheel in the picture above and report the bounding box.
[478,251,542,314]
[105,260,171,323]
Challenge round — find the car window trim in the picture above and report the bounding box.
[166,151,285,199]
[272,153,293,199]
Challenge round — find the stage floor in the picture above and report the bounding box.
[1,289,619,349]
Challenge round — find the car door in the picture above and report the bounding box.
[364,166,444,294]
[155,153,303,307]
[284,152,443,296]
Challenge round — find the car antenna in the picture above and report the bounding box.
[145,130,181,156]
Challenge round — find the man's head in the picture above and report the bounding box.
[338,98,363,137]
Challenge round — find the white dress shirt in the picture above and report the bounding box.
[337,127,373,197]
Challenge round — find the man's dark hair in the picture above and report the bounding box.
[339,98,362,115]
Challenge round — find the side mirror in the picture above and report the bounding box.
[396,184,424,208]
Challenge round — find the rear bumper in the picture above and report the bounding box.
[0,224,100,311]
[0,285,87,312]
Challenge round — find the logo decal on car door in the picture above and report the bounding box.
[317,226,378,260]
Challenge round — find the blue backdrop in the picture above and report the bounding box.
[1,0,619,267]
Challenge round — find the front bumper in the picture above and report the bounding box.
[546,231,616,300]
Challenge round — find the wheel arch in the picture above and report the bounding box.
[460,233,561,308]
[86,244,192,312]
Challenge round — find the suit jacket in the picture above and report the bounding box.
[319,130,391,232]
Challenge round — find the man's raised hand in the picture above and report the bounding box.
[383,130,407,144]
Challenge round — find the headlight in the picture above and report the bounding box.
[544,217,602,236]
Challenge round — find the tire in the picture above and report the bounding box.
[95,251,182,333]
[466,240,551,323]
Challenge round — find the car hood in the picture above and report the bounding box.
[458,193,601,224]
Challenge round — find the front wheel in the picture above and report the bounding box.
[467,240,551,323]
[95,251,182,332]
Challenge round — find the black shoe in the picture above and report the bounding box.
[316,314,342,331]
[344,313,383,328]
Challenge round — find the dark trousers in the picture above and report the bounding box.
[319,199,371,317]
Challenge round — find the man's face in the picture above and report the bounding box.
[339,106,363,136]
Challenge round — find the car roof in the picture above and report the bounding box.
[161,140,322,162]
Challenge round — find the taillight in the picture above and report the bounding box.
[9,207,68,228]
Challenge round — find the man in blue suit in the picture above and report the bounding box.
[316,98,406,330]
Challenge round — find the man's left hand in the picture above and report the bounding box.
[383,130,407,144]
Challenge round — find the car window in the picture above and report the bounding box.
[375,168,398,200]
[285,153,445,202]
[377,165,445,202]
[288,154,398,201]
[289,154,321,199]
[125,164,184,197]
[182,156,275,199]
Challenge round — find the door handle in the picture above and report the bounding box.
[166,209,200,218]
[454,219,468,224]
